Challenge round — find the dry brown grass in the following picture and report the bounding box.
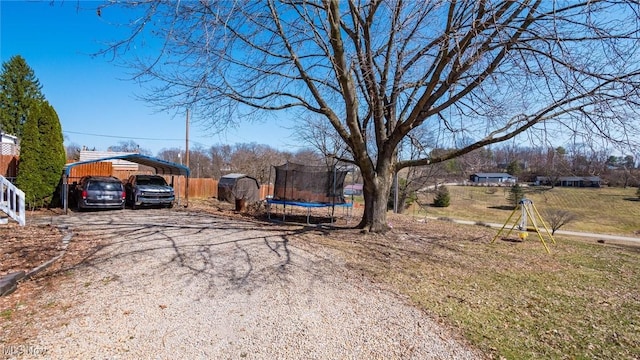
[412,185,640,235]
[297,213,640,359]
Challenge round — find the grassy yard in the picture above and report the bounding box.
[309,214,640,359]
[409,185,640,236]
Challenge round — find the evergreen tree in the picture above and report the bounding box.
[508,183,525,209]
[506,160,522,176]
[37,101,66,203]
[16,100,66,208]
[433,185,451,207]
[16,101,45,207]
[0,55,44,137]
[2,57,65,208]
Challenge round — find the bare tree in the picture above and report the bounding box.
[157,147,182,165]
[458,147,496,177]
[393,128,443,213]
[108,140,150,155]
[209,144,233,179]
[230,143,283,184]
[544,209,578,235]
[64,142,81,161]
[543,147,571,188]
[188,145,213,178]
[295,115,352,168]
[100,1,640,232]
[289,149,325,166]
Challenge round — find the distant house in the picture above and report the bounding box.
[469,173,517,184]
[0,133,19,178]
[0,133,19,156]
[535,176,601,188]
[344,183,363,196]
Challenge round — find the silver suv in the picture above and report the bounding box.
[125,174,175,209]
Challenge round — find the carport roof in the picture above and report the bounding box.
[63,154,190,177]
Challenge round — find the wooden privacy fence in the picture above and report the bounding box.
[66,161,155,185]
[173,178,274,200]
[67,161,113,185]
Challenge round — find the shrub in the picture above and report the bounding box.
[433,185,451,207]
[508,183,525,208]
[543,209,578,235]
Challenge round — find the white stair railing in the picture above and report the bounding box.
[0,175,26,226]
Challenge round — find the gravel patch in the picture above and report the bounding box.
[31,210,481,359]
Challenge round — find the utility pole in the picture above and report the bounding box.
[185,109,190,169]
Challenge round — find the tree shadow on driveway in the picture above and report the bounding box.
[47,210,340,297]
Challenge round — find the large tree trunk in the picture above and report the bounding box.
[357,165,394,233]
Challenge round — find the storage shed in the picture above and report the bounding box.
[218,174,261,204]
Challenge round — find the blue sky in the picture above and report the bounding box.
[0,1,297,156]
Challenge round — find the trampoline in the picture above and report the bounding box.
[266,198,352,225]
[266,162,352,225]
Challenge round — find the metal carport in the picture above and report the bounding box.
[61,154,191,214]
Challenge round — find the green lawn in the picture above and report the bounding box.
[410,185,640,236]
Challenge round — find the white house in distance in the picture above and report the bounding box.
[0,132,19,156]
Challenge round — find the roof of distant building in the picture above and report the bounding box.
[79,150,139,170]
[471,173,515,178]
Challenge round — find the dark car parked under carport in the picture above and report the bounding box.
[72,176,126,211]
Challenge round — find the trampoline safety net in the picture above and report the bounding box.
[273,162,348,204]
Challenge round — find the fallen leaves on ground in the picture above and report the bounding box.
[1,210,107,345]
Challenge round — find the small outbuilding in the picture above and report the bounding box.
[218,174,261,207]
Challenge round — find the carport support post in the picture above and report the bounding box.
[185,176,189,207]
[63,173,68,214]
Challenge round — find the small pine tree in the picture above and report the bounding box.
[433,185,450,207]
[0,55,45,137]
[508,183,525,208]
[506,160,522,176]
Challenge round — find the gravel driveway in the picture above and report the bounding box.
[32,209,481,359]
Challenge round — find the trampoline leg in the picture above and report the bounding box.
[267,202,271,221]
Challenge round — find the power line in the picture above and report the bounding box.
[64,131,184,141]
